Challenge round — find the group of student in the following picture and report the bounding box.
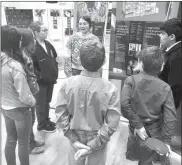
[1,15,182,165]
[55,17,181,165]
[1,21,59,165]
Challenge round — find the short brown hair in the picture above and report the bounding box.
[160,18,182,42]
[19,28,34,48]
[29,21,43,33]
[80,40,105,72]
[136,46,164,75]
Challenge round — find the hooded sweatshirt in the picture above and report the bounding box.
[1,52,36,110]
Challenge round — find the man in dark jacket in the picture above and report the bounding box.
[159,18,182,154]
[30,21,58,132]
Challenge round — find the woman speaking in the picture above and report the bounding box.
[64,16,100,77]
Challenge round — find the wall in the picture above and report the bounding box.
[1,2,73,9]
[1,2,74,45]
[116,2,180,22]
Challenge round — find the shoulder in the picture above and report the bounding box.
[44,40,53,47]
[155,77,171,90]
[89,33,99,41]
[9,59,26,75]
[67,75,80,83]
[66,33,80,45]
[10,60,24,72]
[168,42,182,57]
[102,78,119,94]
[124,75,134,85]
[60,76,79,90]
[70,33,80,40]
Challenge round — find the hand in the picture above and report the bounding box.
[134,127,148,140]
[74,148,91,161]
[165,144,172,155]
[73,141,90,150]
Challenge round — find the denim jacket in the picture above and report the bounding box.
[1,52,36,109]
[121,72,177,144]
[55,70,121,151]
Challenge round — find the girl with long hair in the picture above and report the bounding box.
[1,25,35,165]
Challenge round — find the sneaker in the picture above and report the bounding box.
[34,140,45,147]
[47,118,56,127]
[48,120,56,127]
[29,146,44,155]
[39,124,56,133]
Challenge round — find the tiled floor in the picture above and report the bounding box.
[1,111,181,165]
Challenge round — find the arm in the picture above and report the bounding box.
[55,81,79,143]
[24,58,39,95]
[162,89,177,145]
[169,58,182,108]
[169,57,182,87]
[64,57,72,77]
[31,53,42,80]
[12,67,36,107]
[21,50,39,95]
[92,35,101,43]
[86,87,121,151]
[64,36,73,77]
[120,77,144,129]
[51,44,58,58]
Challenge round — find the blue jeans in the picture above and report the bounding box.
[29,107,36,150]
[1,107,32,165]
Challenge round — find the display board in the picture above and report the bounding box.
[143,22,162,48]
[114,21,130,70]
[111,20,162,74]
[92,22,105,43]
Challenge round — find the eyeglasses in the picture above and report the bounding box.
[41,29,48,32]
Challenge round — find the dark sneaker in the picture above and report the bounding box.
[29,146,44,155]
[48,120,56,127]
[34,140,45,147]
[47,118,56,127]
[39,124,56,133]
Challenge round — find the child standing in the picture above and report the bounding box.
[159,18,182,109]
[158,18,182,154]
[121,46,177,165]
[55,40,120,165]
[20,28,45,154]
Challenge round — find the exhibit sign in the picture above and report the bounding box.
[112,21,162,75]
[92,22,105,43]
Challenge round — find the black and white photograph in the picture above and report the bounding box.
[1,1,181,165]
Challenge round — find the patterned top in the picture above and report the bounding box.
[64,32,100,77]
[1,52,36,109]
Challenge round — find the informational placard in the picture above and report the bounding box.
[92,22,105,43]
[111,21,162,74]
[128,21,145,57]
[114,21,129,70]
[143,22,161,48]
